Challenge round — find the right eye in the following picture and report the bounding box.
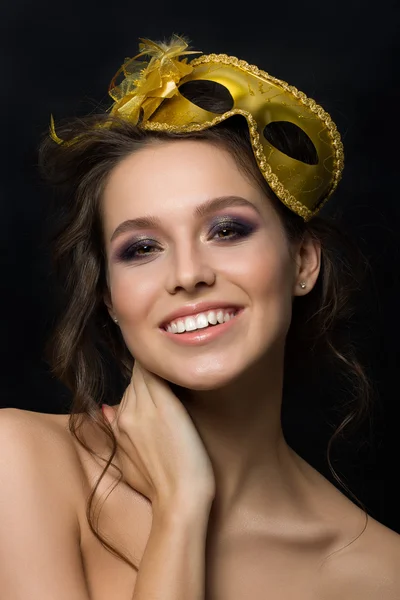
[117,240,160,262]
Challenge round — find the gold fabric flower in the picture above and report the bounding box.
[108,36,201,124]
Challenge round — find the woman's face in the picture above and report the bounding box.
[102,140,320,390]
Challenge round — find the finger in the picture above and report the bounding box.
[115,379,138,432]
[137,362,174,408]
[133,361,157,411]
[101,404,133,473]
[101,403,116,426]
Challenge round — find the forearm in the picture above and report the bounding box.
[132,499,213,600]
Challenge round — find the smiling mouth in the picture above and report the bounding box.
[162,308,243,334]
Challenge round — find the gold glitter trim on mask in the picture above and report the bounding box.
[189,54,344,220]
[142,109,316,220]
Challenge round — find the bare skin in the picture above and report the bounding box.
[5,406,399,600]
[102,139,400,596]
[101,140,323,534]
[2,140,398,598]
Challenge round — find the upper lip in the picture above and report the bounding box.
[159,301,244,328]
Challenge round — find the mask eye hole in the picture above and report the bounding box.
[263,121,318,165]
[178,80,234,114]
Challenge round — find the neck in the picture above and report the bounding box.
[173,345,306,532]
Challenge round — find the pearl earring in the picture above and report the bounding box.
[113,317,118,324]
[299,282,307,289]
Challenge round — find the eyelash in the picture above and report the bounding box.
[116,220,255,262]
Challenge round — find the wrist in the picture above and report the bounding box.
[152,492,214,526]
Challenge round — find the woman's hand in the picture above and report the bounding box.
[102,361,216,514]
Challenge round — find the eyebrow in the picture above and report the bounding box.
[110,195,261,243]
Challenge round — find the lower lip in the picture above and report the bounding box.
[160,309,244,346]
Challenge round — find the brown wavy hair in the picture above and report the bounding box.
[38,105,375,569]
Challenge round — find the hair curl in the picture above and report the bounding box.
[38,102,375,569]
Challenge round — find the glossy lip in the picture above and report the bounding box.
[159,308,244,346]
[159,301,244,329]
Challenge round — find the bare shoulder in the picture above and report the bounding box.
[0,406,78,451]
[0,408,118,597]
[0,407,85,512]
[361,516,400,589]
[294,451,400,598]
[0,406,145,530]
[319,512,400,599]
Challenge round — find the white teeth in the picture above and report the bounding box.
[176,320,185,333]
[208,312,218,325]
[194,313,209,329]
[165,309,238,333]
[216,310,225,324]
[184,317,197,332]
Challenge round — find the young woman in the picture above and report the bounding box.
[1,35,399,599]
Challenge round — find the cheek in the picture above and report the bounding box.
[244,243,295,330]
[232,239,292,298]
[108,270,159,327]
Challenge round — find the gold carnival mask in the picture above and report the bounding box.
[50,35,344,221]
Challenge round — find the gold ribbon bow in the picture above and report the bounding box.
[108,35,201,124]
[49,35,200,144]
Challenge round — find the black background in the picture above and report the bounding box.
[1,0,399,533]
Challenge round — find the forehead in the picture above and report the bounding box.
[102,140,269,227]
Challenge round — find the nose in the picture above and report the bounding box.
[165,243,216,294]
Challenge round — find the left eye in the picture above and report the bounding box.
[210,220,254,240]
[212,224,242,239]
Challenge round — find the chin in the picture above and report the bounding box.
[153,358,252,393]
[166,376,238,403]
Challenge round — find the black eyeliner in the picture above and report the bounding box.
[114,216,258,263]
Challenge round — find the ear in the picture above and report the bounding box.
[292,233,321,296]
